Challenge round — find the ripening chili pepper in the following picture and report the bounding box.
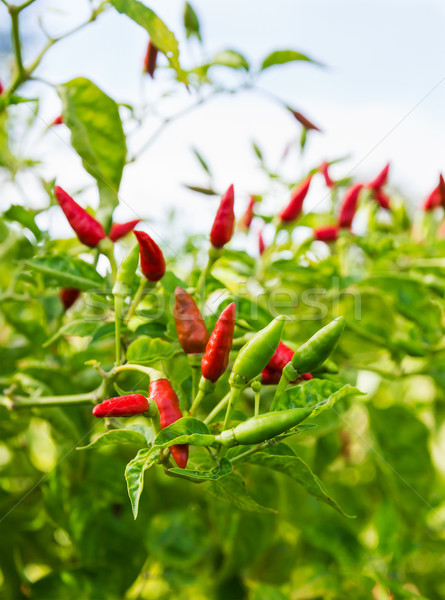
[374,190,390,210]
[258,230,266,255]
[367,163,390,192]
[59,288,81,311]
[320,161,335,188]
[285,317,345,380]
[134,230,166,282]
[314,225,339,242]
[423,175,445,211]
[149,379,188,468]
[92,394,149,417]
[229,315,286,387]
[287,108,320,131]
[216,405,314,447]
[144,40,158,78]
[338,183,363,229]
[240,196,256,231]
[54,186,106,247]
[279,175,312,223]
[210,184,235,248]
[109,219,141,242]
[174,287,209,354]
[201,302,236,382]
[52,115,63,126]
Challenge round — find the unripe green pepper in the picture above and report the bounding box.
[112,243,140,297]
[215,406,313,447]
[284,316,345,379]
[229,315,286,387]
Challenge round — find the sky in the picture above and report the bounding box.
[1,0,445,241]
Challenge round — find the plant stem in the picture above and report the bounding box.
[203,391,231,425]
[270,373,288,412]
[114,364,160,380]
[222,386,241,430]
[126,278,151,322]
[9,6,25,79]
[114,295,123,367]
[229,441,272,463]
[254,387,261,417]
[12,391,97,408]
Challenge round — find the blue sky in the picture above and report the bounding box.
[1,0,445,238]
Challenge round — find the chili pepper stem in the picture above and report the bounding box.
[187,354,203,404]
[189,377,215,416]
[114,294,123,367]
[197,246,222,303]
[11,391,98,409]
[270,373,290,412]
[114,364,162,380]
[126,278,146,322]
[222,385,242,430]
[203,391,231,425]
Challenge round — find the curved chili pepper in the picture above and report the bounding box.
[174,287,209,354]
[113,243,140,297]
[92,394,149,417]
[230,315,285,387]
[240,196,256,230]
[258,230,266,255]
[262,342,312,384]
[59,288,81,311]
[374,190,390,210]
[134,230,166,282]
[279,175,312,223]
[109,219,141,242]
[216,406,314,447]
[314,225,339,242]
[210,184,235,248]
[423,175,445,211]
[144,40,158,78]
[149,379,188,468]
[52,115,63,126]
[320,161,335,188]
[338,183,363,229]
[54,186,106,247]
[201,302,236,382]
[288,109,320,131]
[367,163,390,192]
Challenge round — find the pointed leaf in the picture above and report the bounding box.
[125,447,160,518]
[206,472,277,513]
[25,256,104,291]
[78,427,152,450]
[168,457,232,480]
[261,49,321,70]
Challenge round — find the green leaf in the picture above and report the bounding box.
[206,472,277,513]
[153,417,215,449]
[25,256,104,292]
[242,443,352,517]
[78,427,152,450]
[125,447,160,518]
[212,50,249,71]
[184,2,202,41]
[183,184,217,196]
[191,147,211,176]
[168,457,232,481]
[126,337,175,364]
[43,320,98,347]
[261,49,321,70]
[3,205,41,239]
[110,0,187,84]
[278,380,363,412]
[57,77,126,224]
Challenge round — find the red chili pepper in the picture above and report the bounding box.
[374,190,390,210]
[210,184,235,248]
[320,161,335,188]
[52,115,63,126]
[0,80,3,95]
[59,288,81,310]
[338,183,363,229]
[144,40,158,78]
[314,225,339,242]
[149,379,188,468]
[423,175,445,211]
[109,219,141,242]
[288,109,320,131]
[174,287,209,354]
[201,302,236,382]
[134,230,166,282]
[258,230,266,255]
[240,195,256,230]
[92,394,149,417]
[261,342,312,384]
[279,175,312,223]
[367,163,390,192]
[54,186,106,247]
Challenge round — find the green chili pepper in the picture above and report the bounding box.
[229,315,286,387]
[285,316,345,379]
[112,243,140,297]
[215,406,313,447]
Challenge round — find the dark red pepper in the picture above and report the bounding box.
[210,184,235,248]
[314,225,339,242]
[0,80,3,95]
[240,195,256,230]
[174,287,209,354]
[109,219,141,242]
[338,183,363,229]
[288,108,320,131]
[320,161,335,188]
[149,379,188,468]
[92,394,149,417]
[201,302,236,382]
[367,163,390,192]
[374,190,390,210]
[261,342,312,384]
[279,175,312,223]
[423,175,445,211]
[134,230,166,282]
[59,288,81,310]
[144,40,158,78]
[261,367,281,385]
[54,186,106,247]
